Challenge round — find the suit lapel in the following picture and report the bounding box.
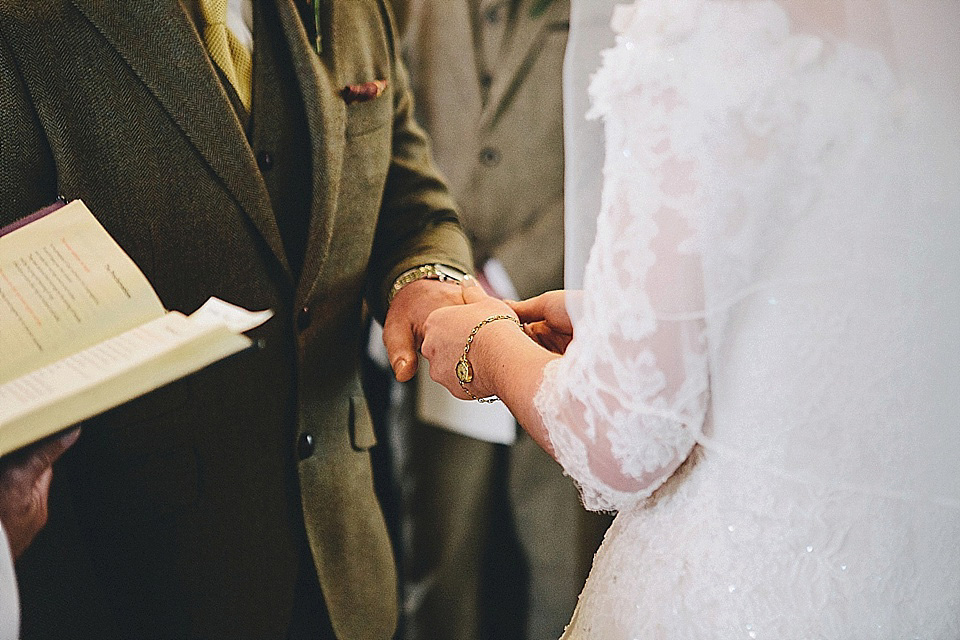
[273,0,346,304]
[481,0,567,129]
[71,0,292,279]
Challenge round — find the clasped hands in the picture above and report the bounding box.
[383,275,574,401]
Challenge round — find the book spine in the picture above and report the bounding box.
[0,198,68,238]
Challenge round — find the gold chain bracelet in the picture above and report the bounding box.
[455,314,521,403]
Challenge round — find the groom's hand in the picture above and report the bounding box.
[383,278,465,382]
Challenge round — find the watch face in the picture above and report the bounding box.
[435,264,467,282]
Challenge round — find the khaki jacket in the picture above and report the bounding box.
[0,0,470,638]
[395,0,569,298]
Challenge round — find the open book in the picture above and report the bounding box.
[0,200,273,456]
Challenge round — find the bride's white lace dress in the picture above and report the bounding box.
[538,0,960,637]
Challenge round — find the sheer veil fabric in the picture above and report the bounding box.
[546,0,960,635]
[561,0,621,289]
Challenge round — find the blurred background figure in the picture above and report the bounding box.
[379,0,610,638]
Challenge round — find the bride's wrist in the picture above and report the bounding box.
[465,318,526,396]
[469,319,550,398]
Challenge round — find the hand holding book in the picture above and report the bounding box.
[0,200,273,456]
[0,427,79,558]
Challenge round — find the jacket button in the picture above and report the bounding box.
[257,150,274,172]
[298,432,315,460]
[479,147,501,167]
[296,306,311,331]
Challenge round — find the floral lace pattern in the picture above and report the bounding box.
[535,0,960,635]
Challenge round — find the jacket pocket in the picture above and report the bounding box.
[344,86,391,138]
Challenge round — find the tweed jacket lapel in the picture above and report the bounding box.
[273,0,347,304]
[481,0,567,129]
[71,0,293,280]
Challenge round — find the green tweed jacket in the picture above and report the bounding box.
[0,0,471,638]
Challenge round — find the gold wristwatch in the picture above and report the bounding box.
[388,263,469,304]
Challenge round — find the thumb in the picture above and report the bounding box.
[382,317,418,382]
[507,295,546,323]
[27,427,81,474]
[459,276,488,304]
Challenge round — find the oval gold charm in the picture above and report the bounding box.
[456,357,473,384]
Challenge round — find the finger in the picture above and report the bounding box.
[24,427,81,476]
[508,294,547,323]
[528,322,573,354]
[523,320,548,339]
[521,321,537,340]
[523,321,557,352]
[460,276,487,304]
[382,319,418,382]
[34,466,53,504]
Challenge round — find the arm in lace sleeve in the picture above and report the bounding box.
[440,173,708,513]
[533,189,709,512]
[522,0,717,511]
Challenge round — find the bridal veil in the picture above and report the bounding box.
[542,0,958,634]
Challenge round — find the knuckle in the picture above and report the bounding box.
[420,340,433,359]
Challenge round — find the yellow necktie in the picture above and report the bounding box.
[199,0,253,110]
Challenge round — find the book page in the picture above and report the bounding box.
[0,200,164,384]
[0,310,252,455]
[190,296,275,333]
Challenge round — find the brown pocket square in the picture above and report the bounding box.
[341,80,388,105]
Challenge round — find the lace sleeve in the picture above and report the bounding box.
[535,4,711,512]
[534,187,708,513]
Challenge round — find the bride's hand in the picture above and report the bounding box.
[508,290,579,355]
[421,278,524,400]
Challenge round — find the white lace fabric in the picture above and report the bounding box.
[533,128,709,512]
[539,0,960,635]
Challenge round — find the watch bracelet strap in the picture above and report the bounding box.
[387,263,464,304]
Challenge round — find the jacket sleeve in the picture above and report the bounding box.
[364,0,474,323]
